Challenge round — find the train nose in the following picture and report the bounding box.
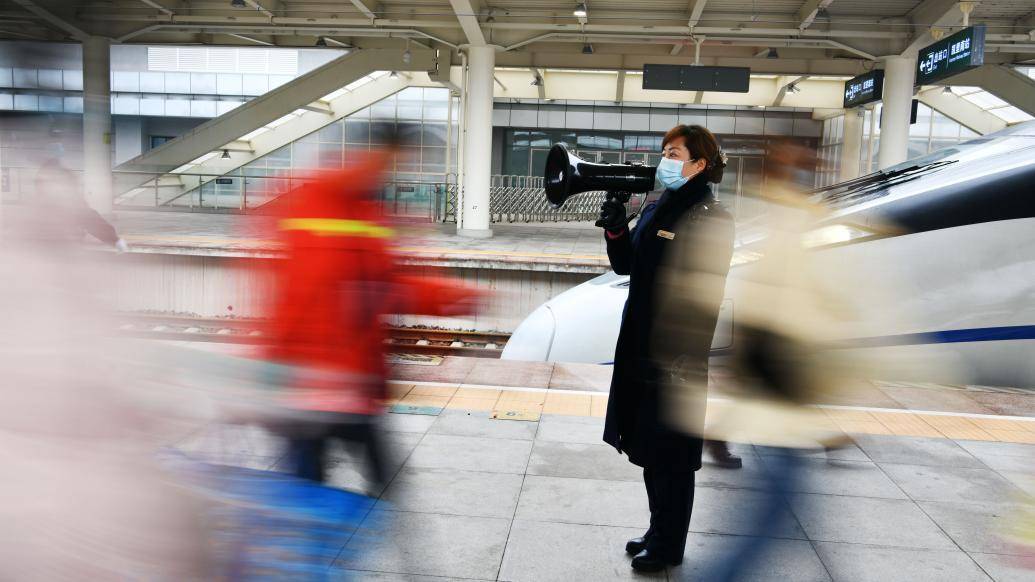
[500,305,556,361]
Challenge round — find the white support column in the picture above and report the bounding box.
[83,36,112,214]
[840,108,864,181]
[877,55,915,170]
[458,45,496,238]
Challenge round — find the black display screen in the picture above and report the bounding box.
[643,64,751,93]
[916,25,985,86]
[844,70,885,108]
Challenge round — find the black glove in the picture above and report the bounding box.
[596,199,630,232]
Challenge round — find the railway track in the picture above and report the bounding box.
[115,313,509,358]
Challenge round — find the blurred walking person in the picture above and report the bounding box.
[262,145,480,493]
[656,140,856,580]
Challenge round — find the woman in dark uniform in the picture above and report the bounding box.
[597,124,735,572]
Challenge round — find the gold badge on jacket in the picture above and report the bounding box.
[656,230,675,240]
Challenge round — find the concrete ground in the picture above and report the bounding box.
[179,405,1035,581]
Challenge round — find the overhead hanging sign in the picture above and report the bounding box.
[843,70,885,108]
[642,64,751,93]
[916,25,986,86]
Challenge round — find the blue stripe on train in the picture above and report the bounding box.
[596,325,1035,364]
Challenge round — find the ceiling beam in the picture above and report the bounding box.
[226,32,273,45]
[532,67,545,99]
[670,44,684,55]
[917,87,1006,134]
[688,0,707,29]
[798,0,835,31]
[242,1,275,19]
[904,0,974,55]
[448,0,486,46]
[10,0,89,41]
[137,0,173,15]
[772,75,809,106]
[349,0,379,20]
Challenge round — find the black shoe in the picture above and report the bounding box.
[625,536,649,555]
[707,442,743,469]
[631,548,682,572]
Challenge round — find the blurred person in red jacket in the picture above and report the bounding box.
[262,144,480,492]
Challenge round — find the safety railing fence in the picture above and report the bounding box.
[444,174,630,224]
[111,170,448,222]
[94,171,625,223]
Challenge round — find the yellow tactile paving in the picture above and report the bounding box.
[409,385,458,398]
[445,397,499,411]
[390,383,1035,445]
[916,414,998,441]
[543,392,592,416]
[387,383,414,398]
[397,394,451,408]
[497,390,547,404]
[823,408,880,423]
[871,412,943,438]
[454,387,501,399]
[835,420,894,435]
[973,417,1035,433]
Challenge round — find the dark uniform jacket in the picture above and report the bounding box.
[602,175,735,471]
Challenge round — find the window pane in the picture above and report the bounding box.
[421,146,446,174]
[346,119,369,143]
[397,146,421,173]
[319,143,343,167]
[398,122,421,146]
[318,120,343,143]
[293,142,321,168]
[422,123,447,147]
[370,121,397,144]
[505,146,530,175]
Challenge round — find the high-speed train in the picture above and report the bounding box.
[502,121,1035,389]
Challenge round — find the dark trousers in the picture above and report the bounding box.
[643,466,696,562]
[287,418,388,490]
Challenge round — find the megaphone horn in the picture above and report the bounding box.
[544,143,656,208]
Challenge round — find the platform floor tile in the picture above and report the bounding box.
[813,542,993,582]
[377,467,524,519]
[851,434,986,468]
[406,433,533,474]
[526,440,642,482]
[671,535,831,582]
[879,463,1029,505]
[338,509,511,580]
[515,475,649,529]
[759,456,909,499]
[968,552,1035,582]
[497,520,664,582]
[917,501,1035,555]
[427,409,539,441]
[791,494,956,550]
[690,486,806,540]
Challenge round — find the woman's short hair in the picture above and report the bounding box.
[661,124,726,184]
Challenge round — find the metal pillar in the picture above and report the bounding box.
[83,36,112,214]
[840,108,864,181]
[877,55,915,170]
[458,45,496,238]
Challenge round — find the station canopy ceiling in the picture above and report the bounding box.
[1,1,1033,77]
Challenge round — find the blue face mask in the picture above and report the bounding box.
[657,156,690,190]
